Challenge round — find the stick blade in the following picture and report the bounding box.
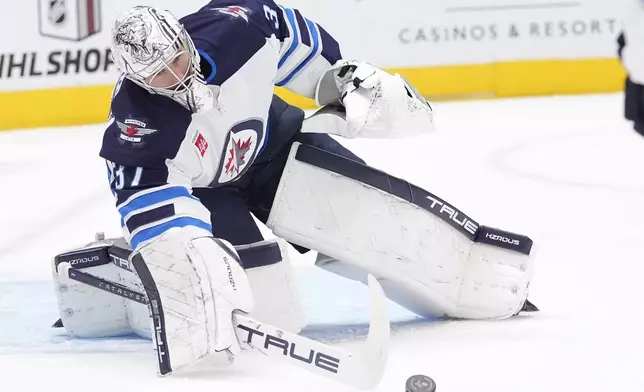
[233,274,391,390]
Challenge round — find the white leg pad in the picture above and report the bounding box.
[52,241,149,338]
[52,237,305,338]
[267,143,536,320]
[239,239,307,333]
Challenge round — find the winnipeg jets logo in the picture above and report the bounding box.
[216,122,263,185]
[211,6,250,23]
[215,119,263,185]
[225,136,253,176]
[117,119,158,143]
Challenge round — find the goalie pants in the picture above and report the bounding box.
[193,96,364,251]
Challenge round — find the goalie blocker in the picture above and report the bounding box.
[267,142,537,320]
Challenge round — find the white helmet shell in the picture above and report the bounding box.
[110,6,211,111]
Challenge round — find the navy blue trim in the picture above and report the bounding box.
[98,241,283,273]
[197,48,217,83]
[475,226,533,255]
[318,24,342,64]
[126,204,176,233]
[236,242,282,269]
[54,246,111,272]
[294,10,310,47]
[293,144,533,255]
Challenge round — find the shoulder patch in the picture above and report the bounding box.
[100,78,192,168]
[211,6,251,23]
[116,118,159,145]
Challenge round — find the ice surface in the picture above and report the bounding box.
[1,93,643,391]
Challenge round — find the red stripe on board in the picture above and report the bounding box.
[87,0,95,34]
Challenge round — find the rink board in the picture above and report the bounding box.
[0,0,628,130]
[0,58,625,130]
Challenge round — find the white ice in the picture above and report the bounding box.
[1,93,643,391]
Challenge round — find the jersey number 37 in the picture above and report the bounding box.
[107,161,143,191]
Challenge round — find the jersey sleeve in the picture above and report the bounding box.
[185,0,342,98]
[270,1,342,97]
[106,166,213,249]
[100,78,214,250]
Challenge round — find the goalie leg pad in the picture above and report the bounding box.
[236,239,307,334]
[267,142,536,320]
[133,229,254,375]
[52,239,149,338]
[52,237,305,339]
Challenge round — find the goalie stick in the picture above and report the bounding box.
[57,262,390,389]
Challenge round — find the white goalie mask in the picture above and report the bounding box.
[110,6,212,111]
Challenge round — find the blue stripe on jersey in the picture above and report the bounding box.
[197,49,217,83]
[118,186,196,218]
[294,10,310,47]
[258,120,270,156]
[278,8,300,69]
[131,217,212,249]
[126,204,176,233]
[276,19,320,87]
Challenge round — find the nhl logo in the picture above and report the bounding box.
[39,0,101,41]
[48,0,66,25]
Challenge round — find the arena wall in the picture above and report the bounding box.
[0,0,628,130]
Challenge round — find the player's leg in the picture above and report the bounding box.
[264,142,537,320]
[192,185,264,245]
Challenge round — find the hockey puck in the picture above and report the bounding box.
[405,374,436,392]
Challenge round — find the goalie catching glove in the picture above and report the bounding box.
[306,60,436,139]
[132,226,254,375]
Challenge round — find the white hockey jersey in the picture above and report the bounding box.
[99,0,343,249]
